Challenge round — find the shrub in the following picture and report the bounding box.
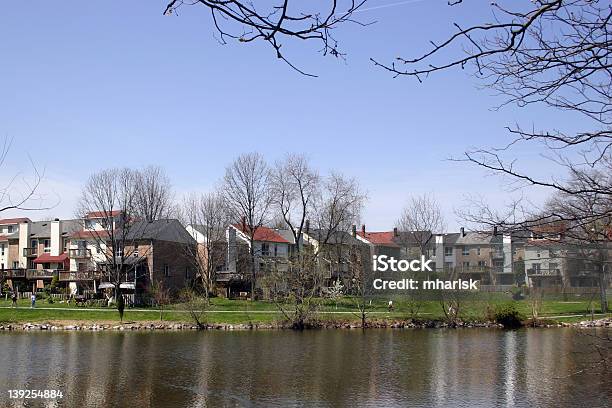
[494,303,524,329]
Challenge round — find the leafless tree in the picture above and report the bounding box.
[181,190,230,296]
[268,169,366,328]
[135,166,173,222]
[222,152,272,300]
[397,193,446,256]
[150,279,171,321]
[271,153,319,253]
[545,164,611,312]
[0,136,54,214]
[76,166,173,320]
[374,0,610,213]
[163,0,369,76]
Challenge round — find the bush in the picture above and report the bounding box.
[494,303,524,329]
[47,297,54,304]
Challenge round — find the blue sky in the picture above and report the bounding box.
[0,1,585,230]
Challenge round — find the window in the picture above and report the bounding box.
[13,261,19,268]
[274,244,278,257]
[532,263,541,274]
[432,247,436,257]
[44,239,51,253]
[478,260,487,267]
[462,247,469,256]
[115,247,123,258]
[261,243,270,256]
[31,240,38,254]
[84,219,93,230]
[462,261,470,269]
[164,264,170,277]
[7,226,13,233]
[444,247,453,256]
[444,262,453,270]
[0,244,4,256]
[476,247,481,256]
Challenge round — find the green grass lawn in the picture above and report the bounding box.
[0,294,609,325]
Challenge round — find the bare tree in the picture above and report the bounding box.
[373,0,611,223]
[182,190,230,296]
[271,153,319,253]
[0,136,53,214]
[76,166,173,320]
[222,152,272,300]
[150,279,171,321]
[135,166,173,222]
[546,164,611,313]
[163,0,369,76]
[397,193,446,256]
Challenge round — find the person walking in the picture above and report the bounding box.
[388,300,394,312]
[30,293,36,308]
[11,292,17,308]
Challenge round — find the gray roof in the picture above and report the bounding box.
[125,219,196,244]
[394,231,433,246]
[454,232,495,245]
[307,229,363,246]
[274,229,297,245]
[189,224,228,243]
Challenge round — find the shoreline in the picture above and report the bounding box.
[1,317,610,332]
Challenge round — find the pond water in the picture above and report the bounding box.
[0,328,609,407]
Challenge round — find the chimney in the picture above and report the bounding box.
[393,227,398,237]
[305,219,310,234]
[460,227,465,237]
[493,226,498,236]
[351,225,357,238]
[361,224,366,235]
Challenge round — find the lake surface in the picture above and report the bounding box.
[0,328,609,407]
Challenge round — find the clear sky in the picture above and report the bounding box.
[0,1,586,230]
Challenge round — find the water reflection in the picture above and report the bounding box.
[0,329,609,407]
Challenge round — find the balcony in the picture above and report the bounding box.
[457,266,491,274]
[491,251,504,259]
[2,268,26,279]
[527,268,560,276]
[69,248,91,258]
[59,270,103,281]
[215,271,245,282]
[23,247,38,257]
[26,269,58,279]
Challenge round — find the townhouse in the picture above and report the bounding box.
[0,214,196,300]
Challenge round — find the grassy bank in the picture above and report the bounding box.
[0,295,609,326]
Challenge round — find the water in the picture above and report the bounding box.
[0,329,609,407]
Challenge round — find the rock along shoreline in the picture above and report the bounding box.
[1,318,610,332]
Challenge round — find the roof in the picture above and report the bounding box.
[232,224,290,243]
[85,210,122,219]
[455,232,495,245]
[188,225,227,243]
[71,230,110,239]
[394,231,434,246]
[306,229,363,246]
[0,217,31,225]
[33,253,69,263]
[273,229,297,245]
[125,219,196,244]
[357,231,399,247]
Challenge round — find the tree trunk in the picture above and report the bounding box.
[250,243,256,301]
[599,267,608,314]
